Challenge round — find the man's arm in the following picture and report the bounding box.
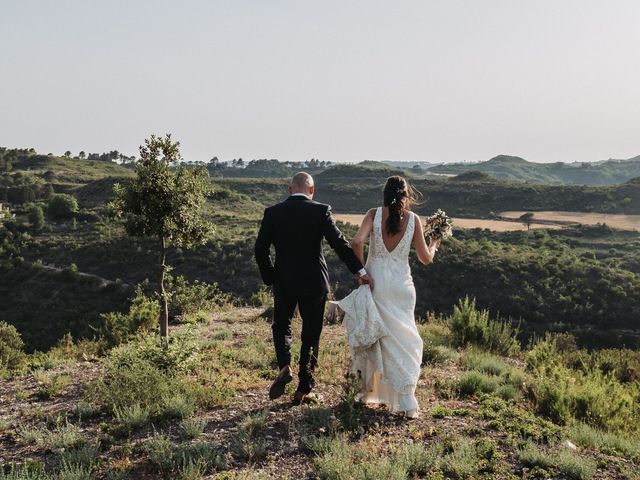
[322,205,364,274]
[254,209,275,285]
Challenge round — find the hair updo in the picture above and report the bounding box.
[383,176,420,235]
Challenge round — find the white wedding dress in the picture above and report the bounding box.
[336,207,423,417]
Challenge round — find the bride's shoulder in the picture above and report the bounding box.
[366,208,379,219]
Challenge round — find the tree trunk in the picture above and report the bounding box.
[158,234,169,339]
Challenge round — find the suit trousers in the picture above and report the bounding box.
[272,288,327,394]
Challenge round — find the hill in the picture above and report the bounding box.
[3,145,640,353]
[0,305,638,479]
[218,164,640,217]
[427,154,640,186]
[10,151,133,184]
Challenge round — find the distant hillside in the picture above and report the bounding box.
[10,151,133,184]
[427,154,640,186]
[316,162,405,180]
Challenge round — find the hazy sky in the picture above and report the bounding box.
[2,1,639,163]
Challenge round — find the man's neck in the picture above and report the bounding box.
[290,192,310,199]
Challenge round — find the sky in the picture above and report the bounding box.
[1,0,639,164]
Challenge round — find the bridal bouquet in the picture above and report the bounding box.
[424,209,453,240]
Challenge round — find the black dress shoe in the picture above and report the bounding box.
[269,367,293,400]
[291,392,320,406]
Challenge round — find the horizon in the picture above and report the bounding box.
[2,1,640,164]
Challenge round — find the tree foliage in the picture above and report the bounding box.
[47,193,79,220]
[111,134,213,337]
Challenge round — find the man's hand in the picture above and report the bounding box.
[355,272,374,290]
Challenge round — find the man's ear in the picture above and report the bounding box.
[288,185,293,195]
[309,185,315,196]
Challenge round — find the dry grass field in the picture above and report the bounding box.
[334,213,561,232]
[501,211,640,231]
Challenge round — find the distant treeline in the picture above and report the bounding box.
[215,165,640,217]
[427,154,640,186]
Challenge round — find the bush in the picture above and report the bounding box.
[0,320,28,375]
[527,335,640,433]
[113,403,151,432]
[166,274,232,319]
[518,443,596,480]
[181,417,207,440]
[47,194,78,220]
[313,436,407,480]
[27,204,44,231]
[145,434,226,476]
[447,297,520,355]
[99,286,159,347]
[86,327,201,416]
[569,422,640,460]
[460,350,509,376]
[231,409,269,462]
[456,371,499,396]
[87,352,176,415]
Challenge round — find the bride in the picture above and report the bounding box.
[338,176,440,418]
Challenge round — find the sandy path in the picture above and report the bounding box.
[333,213,561,232]
[501,211,640,231]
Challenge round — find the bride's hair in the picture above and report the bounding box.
[383,176,420,235]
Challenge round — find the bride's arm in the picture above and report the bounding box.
[352,209,375,265]
[413,214,440,265]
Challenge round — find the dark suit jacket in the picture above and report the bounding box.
[254,195,363,295]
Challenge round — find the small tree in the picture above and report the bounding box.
[78,151,86,160]
[111,134,213,338]
[28,204,44,231]
[47,193,79,220]
[520,212,535,231]
[64,150,72,158]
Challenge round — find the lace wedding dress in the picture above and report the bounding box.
[335,207,423,417]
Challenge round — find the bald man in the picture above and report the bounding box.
[255,172,372,404]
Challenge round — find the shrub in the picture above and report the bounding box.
[172,442,226,474]
[447,297,519,355]
[166,274,232,319]
[34,371,71,399]
[87,327,201,419]
[113,403,151,432]
[423,344,458,366]
[160,392,195,420]
[180,417,207,440]
[460,350,509,376]
[527,336,640,433]
[396,442,441,477]
[99,286,159,347]
[56,462,93,480]
[518,443,596,480]
[59,442,99,470]
[0,320,28,375]
[231,409,269,462]
[47,194,78,220]
[86,354,175,415]
[28,204,44,231]
[144,432,175,471]
[457,371,499,396]
[438,437,485,479]
[569,422,640,460]
[313,436,407,480]
[0,462,47,480]
[430,405,453,418]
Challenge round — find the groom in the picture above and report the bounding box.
[255,172,372,404]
